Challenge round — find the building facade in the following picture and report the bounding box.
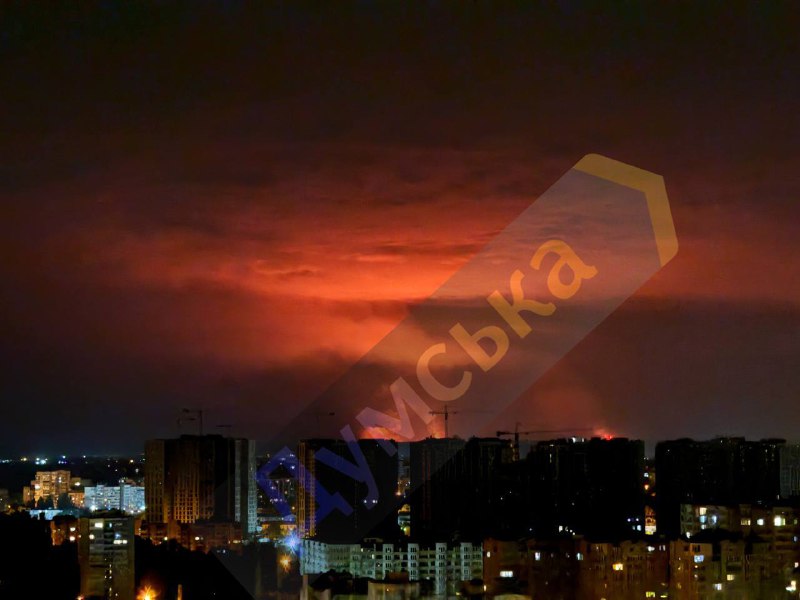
[526,437,646,539]
[144,435,257,539]
[656,438,787,537]
[409,437,523,541]
[484,535,800,600]
[22,470,75,506]
[78,514,135,600]
[84,480,145,514]
[780,444,800,499]
[297,438,398,542]
[301,539,483,596]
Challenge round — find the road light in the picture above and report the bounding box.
[280,555,292,571]
[137,585,157,600]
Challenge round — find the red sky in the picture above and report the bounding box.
[1,3,798,454]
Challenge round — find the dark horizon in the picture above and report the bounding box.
[6,434,800,465]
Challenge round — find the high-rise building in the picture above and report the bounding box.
[78,513,135,600]
[22,470,72,506]
[655,438,786,536]
[409,437,465,541]
[119,480,146,514]
[526,437,646,539]
[144,435,257,539]
[84,484,121,512]
[84,480,146,514]
[297,438,398,542]
[779,444,800,499]
[409,437,517,541]
[741,438,784,502]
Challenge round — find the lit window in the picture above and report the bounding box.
[500,570,513,578]
[694,555,704,563]
[756,518,764,526]
[612,562,624,571]
[774,516,785,527]
[727,574,735,581]
[713,583,722,591]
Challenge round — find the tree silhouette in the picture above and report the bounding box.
[36,496,54,510]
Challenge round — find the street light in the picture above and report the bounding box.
[280,555,292,572]
[137,585,157,600]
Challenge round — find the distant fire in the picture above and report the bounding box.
[594,428,615,441]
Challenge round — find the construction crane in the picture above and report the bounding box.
[429,406,459,439]
[216,424,233,436]
[179,408,204,436]
[429,406,491,438]
[496,422,595,460]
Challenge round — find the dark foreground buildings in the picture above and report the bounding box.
[407,436,645,542]
[297,437,399,542]
[294,435,648,544]
[293,436,800,600]
[526,436,646,539]
[655,437,789,537]
[8,435,800,599]
[410,437,518,541]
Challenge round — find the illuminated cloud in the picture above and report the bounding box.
[0,3,797,452]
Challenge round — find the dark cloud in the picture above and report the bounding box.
[493,296,800,446]
[0,2,798,454]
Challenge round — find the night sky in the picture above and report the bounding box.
[1,2,798,456]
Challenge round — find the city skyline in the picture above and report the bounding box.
[6,429,800,599]
[2,3,798,598]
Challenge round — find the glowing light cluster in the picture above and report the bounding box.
[137,585,157,600]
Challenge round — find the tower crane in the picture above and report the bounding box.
[496,422,595,460]
[429,406,459,439]
[179,408,204,436]
[429,406,491,439]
